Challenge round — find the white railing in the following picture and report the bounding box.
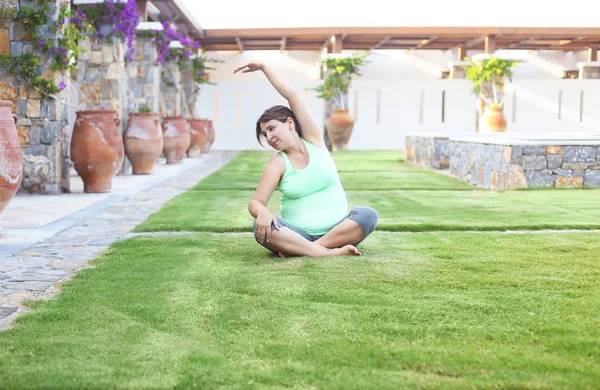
[195,79,600,150]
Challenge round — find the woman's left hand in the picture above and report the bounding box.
[233,61,264,74]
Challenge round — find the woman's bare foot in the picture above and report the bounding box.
[333,245,361,256]
[275,246,360,259]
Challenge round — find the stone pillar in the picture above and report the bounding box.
[0,0,70,194]
[76,36,126,118]
[180,68,198,118]
[128,30,160,114]
[160,61,182,117]
[577,61,600,79]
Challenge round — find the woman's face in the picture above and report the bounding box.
[259,118,293,150]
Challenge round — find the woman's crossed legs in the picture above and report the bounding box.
[253,206,378,258]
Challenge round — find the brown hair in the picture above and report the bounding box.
[255,105,302,146]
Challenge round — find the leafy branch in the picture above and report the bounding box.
[463,57,519,107]
[312,51,369,110]
[0,0,91,99]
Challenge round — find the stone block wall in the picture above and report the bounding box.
[180,68,198,118]
[405,135,450,169]
[0,0,70,194]
[127,34,159,114]
[449,141,600,189]
[579,64,600,79]
[76,36,126,118]
[160,61,181,117]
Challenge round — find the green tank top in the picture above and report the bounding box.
[276,138,348,235]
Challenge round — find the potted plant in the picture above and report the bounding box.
[464,56,519,133]
[313,51,368,151]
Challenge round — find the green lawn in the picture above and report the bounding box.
[2,150,599,389]
[135,188,600,233]
[136,151,600,233]
[191,170,472,191]
[1,232,598,389]
[219,150,407,173]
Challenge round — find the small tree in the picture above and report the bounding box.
[464,57,518,108]
[313,51,369,109]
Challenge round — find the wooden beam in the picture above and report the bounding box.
[243,39,282,46]
[507,37,536,49]
[416,36,439,49]
[203,27,600,40]
[457,46,467,61]
[547,36,586,49]
[319,35,334,52]
[332,34,343,53]
[280,37,287,51]
[589,47,598,61]
[137,0,149,22]
[371,36,392,50]
[235,37,244,53]
[485,35,496,53]
[465,36,486,48]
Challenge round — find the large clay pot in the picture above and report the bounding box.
[325,109,354,152]
[202,120,215,153]
[71,110,124,193]
[479,105,507,133]
[0,101,22,224]
[187,119,208,158]
[125,113,163,174]
[162,116,190,164]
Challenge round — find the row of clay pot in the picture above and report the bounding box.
[71,110,215,193]
[125,114,215,172]
[0,101,217,224]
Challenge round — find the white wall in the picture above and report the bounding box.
[196,49,600,151]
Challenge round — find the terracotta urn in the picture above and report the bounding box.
[162,116,190,164]
[325,109,355,152]
[187,119,208,158]
[479,105,507,133]
[0,101,22,224]
[70,110,124,193]
[124,113,163,174]
[202,120,215,153]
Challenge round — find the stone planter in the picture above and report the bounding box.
[162,116,190,164]
[479,105,507,133]
[0,101,22,225]
[326,109,354,152]
[187,119,208,158]
[70,110,124,193]
[124,113,163,174]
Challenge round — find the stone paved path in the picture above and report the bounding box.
[0,151,239,331]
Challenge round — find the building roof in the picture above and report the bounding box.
[199,27,600,52]
[147,0,204,40]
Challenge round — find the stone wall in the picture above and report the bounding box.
[0,0,70,194]
[128,34,159,114]
[180,68,197,118]
[405,135,450,169]
[76,36,126,118]
[578,63,600,79]
[160,61,181,117]
[449,141,600,189]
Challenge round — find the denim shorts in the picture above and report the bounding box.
[253,206,378,250]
